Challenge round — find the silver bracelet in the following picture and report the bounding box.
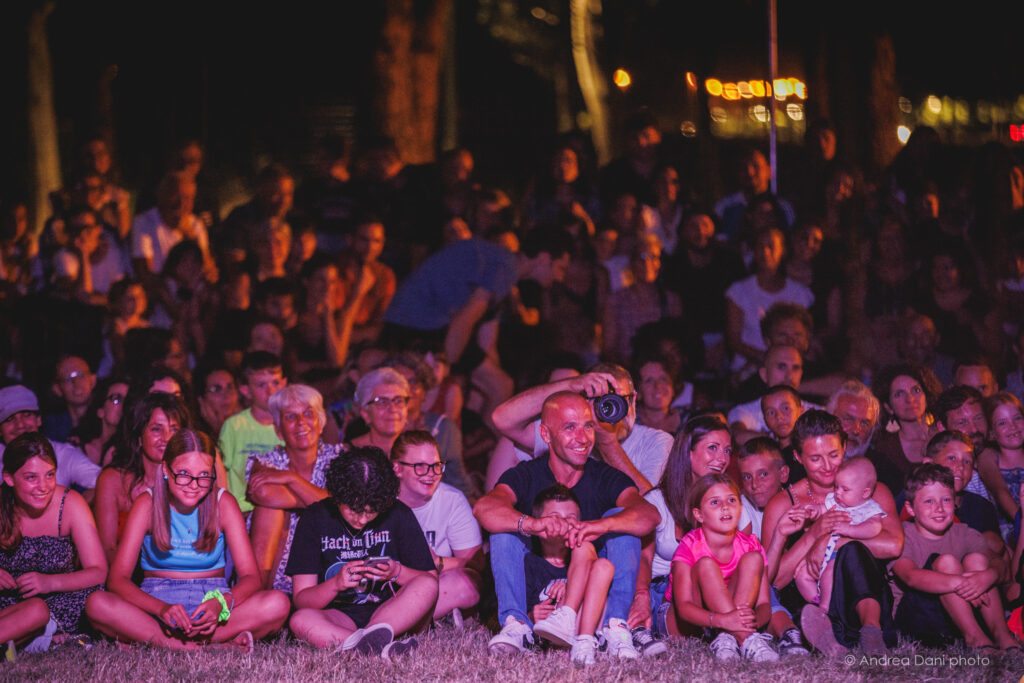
[517,514,528,535]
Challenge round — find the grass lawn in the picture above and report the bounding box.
[1,621,1021,682]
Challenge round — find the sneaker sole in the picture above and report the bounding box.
[488,641,525,656]
[342,625,394,656]
[533,625,574,649]
[640,640,668,657]
[382,638,419,661]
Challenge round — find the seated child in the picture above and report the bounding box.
[794,456,885,610]
[736,437,808,656]
[891,463,1018,650]
[669,474,778,663]
[527,485,614,667]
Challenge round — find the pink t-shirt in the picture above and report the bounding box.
[666,528,767,603]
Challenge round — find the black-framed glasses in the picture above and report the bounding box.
[366,395,410,409]
[395,461,446,476]
[172,473,216,488]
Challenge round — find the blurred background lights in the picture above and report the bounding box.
[710,106,728,123]
[749,80,766,97]
[786,103,804,120]
[685,72,697,89]
[898,125,912,144]
[723,82,739,100]
[705,78,723,96]
[680,121,697,137]
[738,81,753,98]
[613,69,632,89]
[752,104,769,122]
[954,100,969,125]
[927,95,942,113]
[898,97,912,113]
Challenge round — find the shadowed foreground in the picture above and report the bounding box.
[1,621,1021,682]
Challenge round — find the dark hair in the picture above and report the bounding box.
[532,483,580,517]
[391,430,439,461]
[162,239,204,278]
[760,302,813,341]
[686,473,740,530]
[240,351,283,380]
[792,409,846,454]
[904,462,955,506]
[253,277,297,306]
[933,385,983,423]
[0,433,57,550]
[925,430,974,461]
[658,415,731,534]
[109,392,192,492]
[871,363,935,414]
[150,429,220,554]
[738,436,784,463]
[68,376,128,453]
[760,384,802,411]
[325,446,399,513]
[953,353,996,377]
[520,227,573,261]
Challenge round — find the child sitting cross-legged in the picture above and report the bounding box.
[669,474,777,662]
[527,484,615,666]
[794,456,885,611]
[890,463,1019,650]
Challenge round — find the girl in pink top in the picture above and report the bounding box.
[669,474,777,662]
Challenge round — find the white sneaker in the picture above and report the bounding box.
[710,632,740,662]
[533,606,577,649]
[488,616,535,655]
[571,634,598,666]
[740,632,780,663]
[601,618,639,659]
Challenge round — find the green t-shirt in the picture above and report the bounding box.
[218,408,283,513]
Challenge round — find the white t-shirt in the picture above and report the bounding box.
[131,207,209,274]
[645,487,752,580]
[514,420,672,488]
[741,494,764,540]
[410,482,482,557]
[0,438,100,490]
[727,396,822,434]
[724,275,814,360]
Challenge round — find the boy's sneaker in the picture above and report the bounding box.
[740,632,780,663]
[533,606,577,648]
[710,632,740,662]
[488,616,535,655]
[601,618,639,659]
[631,626,668,657]
[571,634,598,666]
[778,627,810,657]
[381,636,419,660]
[800,604,846,658]
[340,623,394,656]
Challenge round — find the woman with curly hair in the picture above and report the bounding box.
[287,445,438,658]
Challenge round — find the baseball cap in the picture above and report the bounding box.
[0,385,40,424]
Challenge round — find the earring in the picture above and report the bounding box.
[885,415,900,433]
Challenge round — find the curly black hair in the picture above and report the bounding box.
[325,445,399,513]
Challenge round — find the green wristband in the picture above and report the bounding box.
[203,589,231,623]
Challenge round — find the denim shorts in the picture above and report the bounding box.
[140,577,230,615]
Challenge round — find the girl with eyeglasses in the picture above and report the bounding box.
[85,429,289,651]
[391,430,483,625]
[0,432,106,656]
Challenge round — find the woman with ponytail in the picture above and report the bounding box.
[0,432,106,653]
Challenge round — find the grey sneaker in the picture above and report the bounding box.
[777,627,810,657]
[533,606,577,649]
[740,632,780,663]
[800,604,846,658]
[488,616,535,655]
[340,623,394,656]
[631,626,668,657]
[382,636,419,660]
[710,632,740,662]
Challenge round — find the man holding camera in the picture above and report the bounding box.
[490,364,674,495]
[474,390,659,658]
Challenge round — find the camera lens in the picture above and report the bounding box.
[595,393,628,423]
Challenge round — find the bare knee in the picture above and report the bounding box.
[85,590,117,623]
[254,589,292,621]
[571,541,598,563]
[694,555,723,579]
[962,552,989,571]
[23,597,50,628]
[932,553,963,574]
[590,558,615,581]
[738,551,764,572]
[442,568,481,605]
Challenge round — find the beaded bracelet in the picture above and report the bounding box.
[517,514,528,535]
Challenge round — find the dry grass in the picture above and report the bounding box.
[1,621,1021,682]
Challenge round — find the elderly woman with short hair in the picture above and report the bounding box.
[349,368,411,452]
[246,384,345,592]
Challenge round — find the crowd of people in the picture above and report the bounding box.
[1,110,1024,665]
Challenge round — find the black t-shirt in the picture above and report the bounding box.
[956,491,1000,535]
[497,456,635,521]
[286,498,435,608]
[524,551,568,611]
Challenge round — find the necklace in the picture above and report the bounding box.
[805,483,825,507]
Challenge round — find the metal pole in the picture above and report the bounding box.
[768,0,778,194]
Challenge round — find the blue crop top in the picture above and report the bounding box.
[140,489,226,572]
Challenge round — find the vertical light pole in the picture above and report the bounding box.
[767,0,779,194]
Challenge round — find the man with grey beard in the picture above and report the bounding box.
[826,380,905,496]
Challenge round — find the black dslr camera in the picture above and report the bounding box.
[594,382,629,424]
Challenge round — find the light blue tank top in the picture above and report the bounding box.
[140,490,226,572]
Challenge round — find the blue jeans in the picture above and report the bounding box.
[491,507,640,627]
